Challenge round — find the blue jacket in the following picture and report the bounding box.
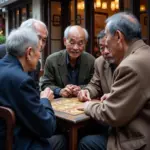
[0,44,6,59]
[0,44,41,90]
[0,54,56,150]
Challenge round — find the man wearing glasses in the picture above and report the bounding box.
[78,30,116,101]
[40,25,95,98]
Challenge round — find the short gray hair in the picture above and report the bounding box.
[20,18,48,36]
[64,25,89,40]
[97,30,105,40]
[6,27,39,57]
[105,12,141,42]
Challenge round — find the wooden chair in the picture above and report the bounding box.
[0,106,16,150]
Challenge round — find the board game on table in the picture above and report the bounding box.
[51,97,84,115]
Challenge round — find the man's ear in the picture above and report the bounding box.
[115,30,126,51]
[85,40,88,45]
[63,38,67,46]
[25,47,33,61]
[115,30,124,42]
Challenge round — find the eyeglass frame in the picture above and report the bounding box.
[97,43,106,52]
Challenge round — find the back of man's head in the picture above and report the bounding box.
[6,27,39,57]
[105,12,141,42]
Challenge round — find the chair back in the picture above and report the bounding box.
[0,106,16,150]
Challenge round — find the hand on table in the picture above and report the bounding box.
[100,93,111,102]
[40,87,54,101]
[78,89,91,102]
[60,84,81,98]
[71,85,81,96]
[60,85,72,98]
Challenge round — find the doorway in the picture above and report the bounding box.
[50,1,62,54]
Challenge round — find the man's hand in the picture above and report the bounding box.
[40,87,54,101]
[100,93,111,102]
[60,85,73,97]
[60,84,81,98]
[78,89,91,102]
[71,85,81,96]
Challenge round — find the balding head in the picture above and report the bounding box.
[20,18,48,50]
[63,25,88,60]
[20,18,48,36]
[64,25,88,41]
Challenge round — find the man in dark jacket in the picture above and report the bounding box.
[0,27,66,150]
[40,25,95,98]
[0,18,48,91]
[0,43,6,59]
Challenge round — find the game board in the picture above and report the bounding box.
[51,98,84,115]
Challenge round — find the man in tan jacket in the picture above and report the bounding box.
[78,12,150,150]
[78,30,115,101]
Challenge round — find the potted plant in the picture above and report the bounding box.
[0,29,6,44]
[0,35,6,44]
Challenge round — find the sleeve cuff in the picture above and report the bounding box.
[54,88,61,96]
[84,101,92,115]
[41,98,52,107]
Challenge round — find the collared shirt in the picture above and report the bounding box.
[66,53,80,85]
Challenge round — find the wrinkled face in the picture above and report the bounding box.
[64,28,86,59]
[105,25,124,65]
[27,40,41,71]
[98,36,115,64]
[34,23,47,51]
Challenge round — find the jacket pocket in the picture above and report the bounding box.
[120,136,146,150]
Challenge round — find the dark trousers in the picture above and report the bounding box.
[48,134,67,150]
[78,123,109,150]
[78,134,108,150]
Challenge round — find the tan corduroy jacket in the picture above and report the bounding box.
[85,40,150,150]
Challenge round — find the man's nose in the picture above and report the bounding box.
[103,48,110,54]
[73,44,79,49]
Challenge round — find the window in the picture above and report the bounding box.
[9,3,32,31]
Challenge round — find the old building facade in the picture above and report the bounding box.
[0,0,149,66]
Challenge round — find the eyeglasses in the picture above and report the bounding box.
[98,44,105,52]
[67,39,86,48]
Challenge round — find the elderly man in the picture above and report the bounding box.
[40,25,95,98]
[21,19,48,90]
[0,19,47,90]
[78,12,150,150]
[20,18,47,51]
[78,30,115,101]
[0,27,66,150]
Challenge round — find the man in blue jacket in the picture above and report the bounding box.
[0,43,5,59]
[0,18,47,91]
[0,27,66,149]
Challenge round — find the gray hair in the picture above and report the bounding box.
[64,25,89,40]
[20,18,48,36]
[6,27,39,57]
[105,12,141,42]
[97,30,105,40]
